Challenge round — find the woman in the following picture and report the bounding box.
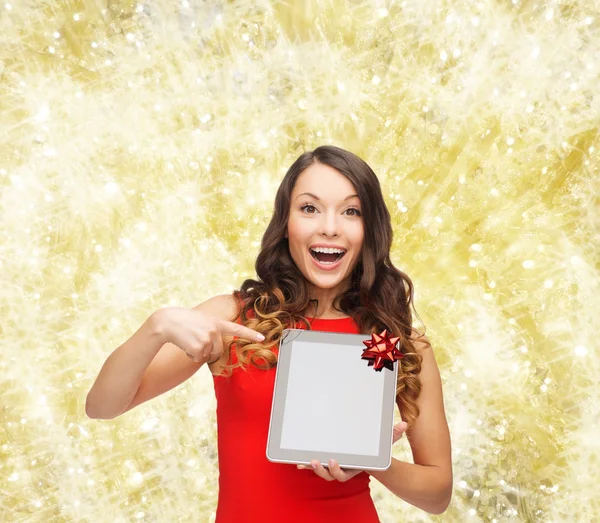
[86,145,453,521]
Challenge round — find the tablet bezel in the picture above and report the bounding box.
[266,328,399,471]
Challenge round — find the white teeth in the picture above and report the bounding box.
[310,247,346,254]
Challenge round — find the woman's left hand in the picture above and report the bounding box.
[296,421,408,482]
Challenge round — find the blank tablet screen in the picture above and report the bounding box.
[279,340,385,456]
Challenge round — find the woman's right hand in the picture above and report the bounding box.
[156,307,265,363]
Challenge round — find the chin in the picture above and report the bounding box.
[309,280,341,290]
[308,271,351,287]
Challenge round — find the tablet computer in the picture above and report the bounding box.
[266,328,399,471]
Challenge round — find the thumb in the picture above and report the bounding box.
[392,421,408,444]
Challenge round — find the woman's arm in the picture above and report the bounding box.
[85,294,238,419]
[367,458,452,515]
[85,312,167,419]
[368,332,453,514]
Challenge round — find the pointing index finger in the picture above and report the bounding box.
[217,319,265,341]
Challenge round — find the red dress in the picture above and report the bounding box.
[212,314,381,523]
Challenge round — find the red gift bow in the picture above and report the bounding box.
[361,329,403,371]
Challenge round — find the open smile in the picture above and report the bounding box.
[308,247,347,271]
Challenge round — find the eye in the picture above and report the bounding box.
[300,204,317,214]
[346,207,362,217]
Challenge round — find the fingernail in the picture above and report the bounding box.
[257,334,265,341]
[311,462,317,470]
[329,459,334,467]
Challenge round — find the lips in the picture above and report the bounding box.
[308,248,346,263]
[308,247,347,271]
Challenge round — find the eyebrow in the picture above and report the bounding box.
[296,192,359,201]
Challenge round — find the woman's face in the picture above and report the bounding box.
[286,163,364,292]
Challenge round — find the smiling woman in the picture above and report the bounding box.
[206,145,452,520]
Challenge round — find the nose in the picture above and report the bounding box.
[320,209,339,237]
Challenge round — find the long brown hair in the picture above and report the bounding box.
[217,145,425,429]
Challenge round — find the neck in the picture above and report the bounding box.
[305,279,351,319]
[303,302,349,320]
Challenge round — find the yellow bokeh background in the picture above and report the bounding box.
[1,0,598,521]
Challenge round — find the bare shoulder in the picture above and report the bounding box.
[408,328,432,352]
[193,293,242,375]
[192,293,240,322]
